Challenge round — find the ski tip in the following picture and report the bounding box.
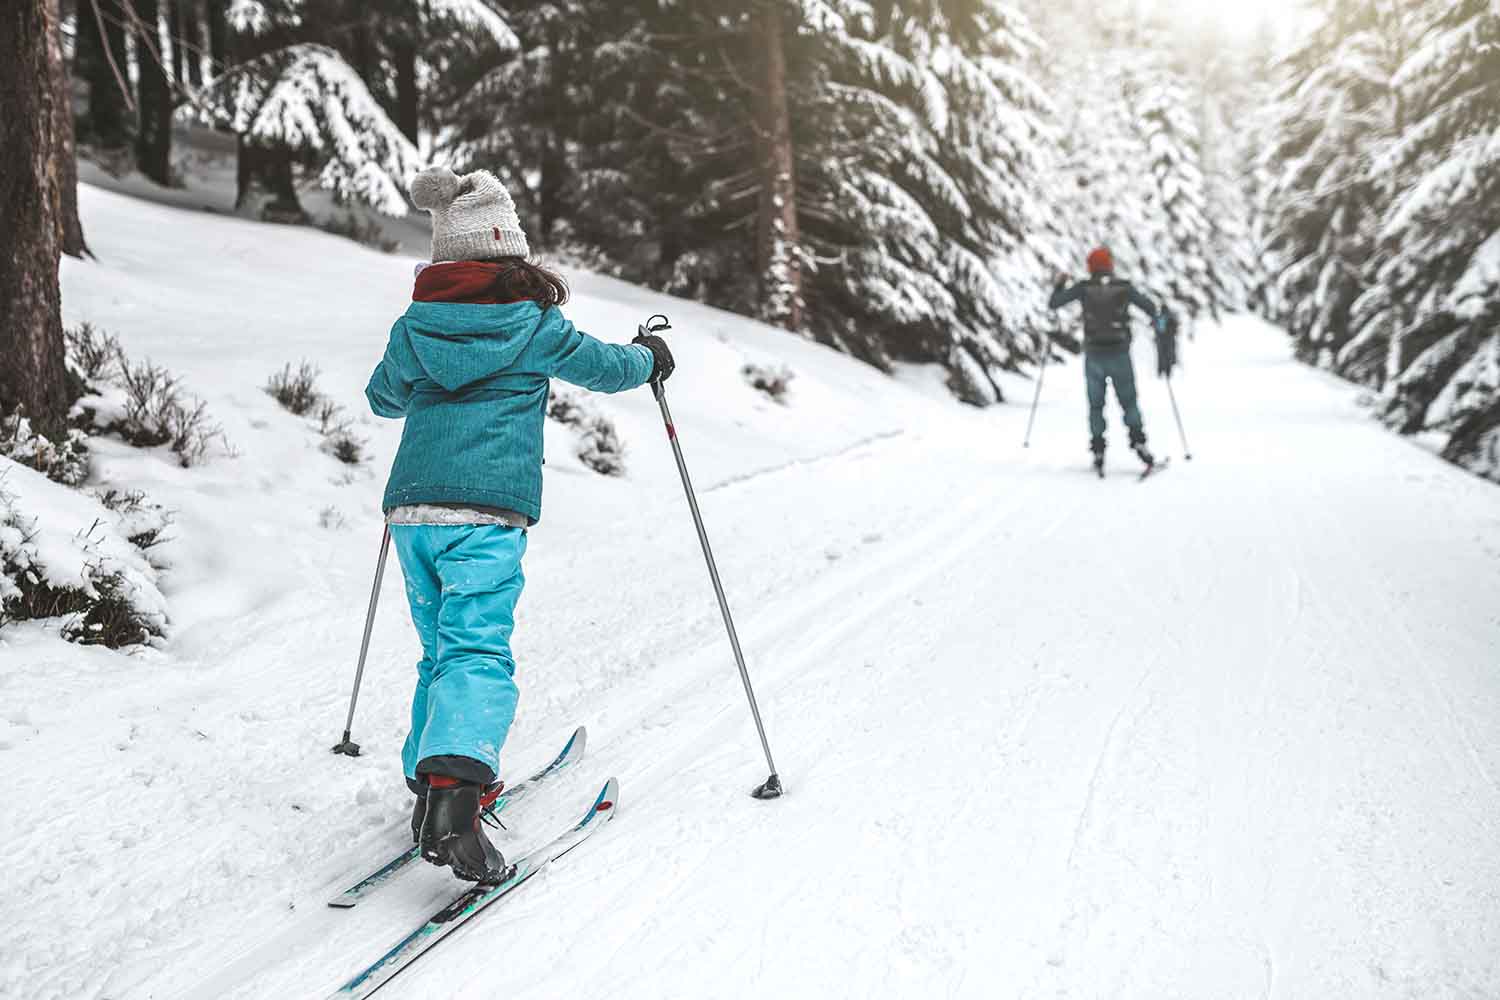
[594,777,620,817]
[563,725,587,760]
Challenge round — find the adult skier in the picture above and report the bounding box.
[1048,246,1166,475]
[365,166,675,883]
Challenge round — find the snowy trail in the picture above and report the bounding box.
[6,188,1500,999]
[184,322,1500,1000]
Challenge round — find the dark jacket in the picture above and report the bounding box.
[1049,275,1159,350]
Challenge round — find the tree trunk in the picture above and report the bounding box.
[206,0,226,73]
[393,35,419,144]
[0,0,74,435]
[180,0,202,85]
[537,22,567,246]
[133,0,173,185]
[756,0,802,331]
[167,0,185,85]
[235,135,302,218]
[76,0,131,150]
[48,0,90,258]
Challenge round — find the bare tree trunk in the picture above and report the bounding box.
[756,0,802,331]
[167,0,185,85]
[235,135,302,219]
[393,35,419,144]
[180,0,203,85]
[48,0,90,258]
[76,0,131,150]
[133,0,173,186]
[205,0,226,72]
[0,0,75,435]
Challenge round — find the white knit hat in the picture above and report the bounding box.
[409,166,530,262]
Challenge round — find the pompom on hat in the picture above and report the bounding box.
[410,166,530,262]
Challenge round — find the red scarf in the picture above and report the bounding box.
[413,262,526,304]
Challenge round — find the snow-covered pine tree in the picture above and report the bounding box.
[207,0,514,216]
[1259,0,1398,369]
[1372,0,1500,480]
[1129,57,1219,327]
[438,0,601,248]
[806,0,1059,402]
[435,0,1059,400]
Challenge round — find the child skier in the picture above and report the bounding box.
[1048,246,1166,476]
[365,166,674,883]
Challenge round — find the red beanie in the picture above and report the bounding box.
[1087,246,1114,275]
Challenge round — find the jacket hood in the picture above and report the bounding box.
[403,262,543,392]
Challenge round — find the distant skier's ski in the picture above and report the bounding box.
[327,726,586,909]
[1139,457,1172,482]
[329,778,619,999]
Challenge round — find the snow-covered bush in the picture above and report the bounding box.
[0,462,168,649]
[0,414,90,487]
[547,389,626,477]
[742,363,795,405]
[317,212,401,254]
[266,361,323,416]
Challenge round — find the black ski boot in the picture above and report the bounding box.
[408,778,503,844]
[1132,441,1156,471]
[419,777,511,883]
[1090,437,1106,478]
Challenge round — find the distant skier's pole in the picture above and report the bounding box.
[642,314,783,800]
[1165,376,1193,460]
[332,525,392,757]
[1023,330,1052,448]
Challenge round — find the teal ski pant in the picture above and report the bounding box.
[1085,348,1146,447]
[390,524,527,786]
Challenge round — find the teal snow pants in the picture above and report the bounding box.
[390,524,527,786]
[1084,348,1146,447]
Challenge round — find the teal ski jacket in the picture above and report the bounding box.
[366,264,653,523]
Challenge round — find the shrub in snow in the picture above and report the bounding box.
[318,506,348,531]
[318,211,401,254]
[316,401,366,466]
[68,327,228,469]
[111,359,225,468]
[0,414,90,487]
[0,462,168,649]
[547,389,626,477]
[742,363,795,405]
[266,361,323,416]
[65,322,122,381]
[95,489,173,561]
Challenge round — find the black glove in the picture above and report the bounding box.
[1053,272,1071,290]
[633,332,675,384]
[1154,309,1178,377]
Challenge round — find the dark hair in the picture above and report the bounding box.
[484,257,569,308]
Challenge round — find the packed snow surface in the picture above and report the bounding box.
[3,185,1500,999]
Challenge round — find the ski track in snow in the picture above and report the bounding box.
[4,186,1500,1000]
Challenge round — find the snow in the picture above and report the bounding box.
[5,184,1500,999]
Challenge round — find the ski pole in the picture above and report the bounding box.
[641,314,783,800]
[1023,327,1052,448]
[332,524,392,757]
[1165,375,1193,460]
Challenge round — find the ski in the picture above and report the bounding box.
[329,777,619,999]
[1138,456,1171,481]
[327,725,587,909]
